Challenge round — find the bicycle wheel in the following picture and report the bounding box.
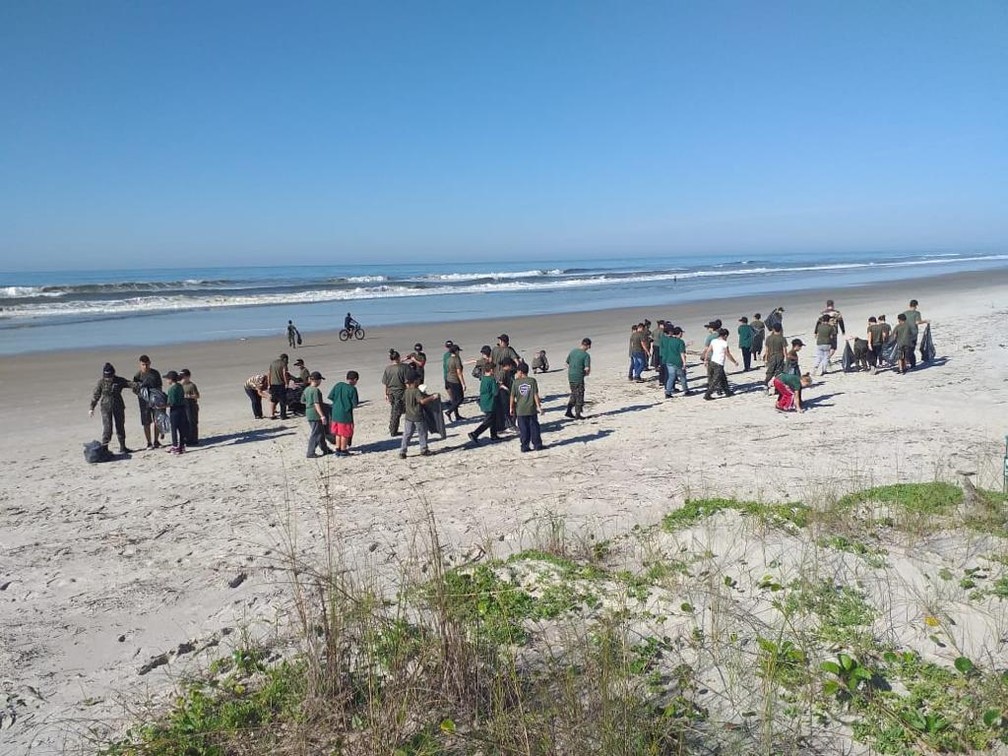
[338,329,350,342]
[354,328,365,340]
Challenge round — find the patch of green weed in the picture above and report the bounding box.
[838,482,963,515]
[662,498,809,532]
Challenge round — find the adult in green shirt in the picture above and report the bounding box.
[812,316,836,376]
[510,362,544,452]
[467,363,501,444]
[750,314,766,362]
[900,299,930,368]
[327,370,359,456]
[441,340,454,388]
[661,326,688,397]
[891,313,916,374]
[737,317,755,371]
[629,325,648,381]
[443,344,466,422]
[763,324,787,387]
[381,350,409,436]
[565,338,592,419]
[301,371,332,458]
[267,353,290,420]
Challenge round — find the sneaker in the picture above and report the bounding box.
[520,447,531,453]
[564,410,575,418]
[145,443,154,451]
[664,393,672,399]
[420,449,432,456]
[153,440,162,449]
[467,431,479,445]
[703,395,713,401]
[320,449,334,455]
[399,452,407,459]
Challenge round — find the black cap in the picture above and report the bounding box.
[480,345,492,355]
[444,339,453,347]
[164,370,179,381]
[498,333,509,342]
[102,362,115,376]
[739,316,748,323]
[294,358,304,366]
[792,339,805,347]
[310,370,324,380]
[449,344,461,353]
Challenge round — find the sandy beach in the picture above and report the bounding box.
[2,268,1007,754]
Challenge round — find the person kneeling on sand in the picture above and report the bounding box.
[400,371,438,458]
[531,349,549,374]
[773,372,812,413]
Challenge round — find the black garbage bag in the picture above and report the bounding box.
[881,337,899,365]
[841,342,855,373]
[84,440,113,463]
[919,325,936,363]
[764,308,784,333]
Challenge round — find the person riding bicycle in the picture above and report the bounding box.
[344,312,361,332]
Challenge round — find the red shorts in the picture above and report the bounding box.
[331,421,354,439]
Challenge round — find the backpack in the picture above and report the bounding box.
[84,440,113,464]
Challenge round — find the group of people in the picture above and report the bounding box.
[88,355,200,456]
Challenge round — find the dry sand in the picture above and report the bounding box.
[1,269,1007,754]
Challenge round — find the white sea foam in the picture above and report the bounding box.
[418,269,564,282]
[0,286,62,299]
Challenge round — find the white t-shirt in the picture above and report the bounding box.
[709,338,729,366]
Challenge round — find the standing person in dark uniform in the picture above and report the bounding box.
[405,343,427,383]
[133,355,163,449]
[381,349,408,436]
[179,369,200,446]
[763,324,787,392]
[900,299,929,368]
[443,344,466,422]
[565,338,591,419]
[866,317,884,372]
[287,320,301,349]
[268,354,291,420]
[750,313,766,364]
[490,334,520,371]
[89,362,136,455]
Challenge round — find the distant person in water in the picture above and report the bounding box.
[89,362,137,455]
[287,320,301,349]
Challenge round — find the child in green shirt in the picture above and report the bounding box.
[400,373,439,458]
[164,370,189,455]
[467,363,501,445]
[510,362,543,452]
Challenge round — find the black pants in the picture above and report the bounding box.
[388,390,405,434]
[270,384,288,419]
[705,363,732,398]
[568,381,585,415]
[471,411,499,440]
[169,406,189,448]
[100,402,126,447]
[444,382,464,416]
[245,386,263,418]
[184,399,199,444]
[517,415,543,451]
[741,347,752,371]
[908,338,918,369]
[752,332,764,359]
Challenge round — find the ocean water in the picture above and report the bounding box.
[1,251,1005,355]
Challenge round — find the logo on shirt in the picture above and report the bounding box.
[517,383,532,397]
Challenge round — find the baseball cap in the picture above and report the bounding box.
[738,316,748,323]
[414,343,423,351]
[164,370,179,381]
[293,358,304,366]
[792,339,805,347]
[480,345,492,355]
[444,339,453,347]
[449,344,461,353]
[102,362,115,376]
[498,333,509,342]
[310,370,325,380]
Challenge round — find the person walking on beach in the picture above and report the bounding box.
[244,373,269,419]
[443,343,466,422]
[511,362,544,452]
[442,340,455,389]
[813,315,836,376]
[866,316,884,372]
[737,317,754,372]
[763,323,787,389]
[302,371,333,458]
[820,300,845,358]
[89,362,136,455]
[327,370,359,456]
[163,370,188,455]
[268,353,291,420]
[382,349,408,436]
[901,299,929,368]
[133,355,163,449]
[400,373,438,458]
[565,338,592,418]
[704,328,738,400]
[661,326,689,397]
[287,320,302,349]
[179,368,200,446]
[750,314,766,364]
[467,362,501,445]
[701,320,723,364]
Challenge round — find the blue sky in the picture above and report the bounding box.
[1,1,1006,270]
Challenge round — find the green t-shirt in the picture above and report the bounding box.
[403,386,425,422]
[166,382,185,407]
[268,358,287,386]
[327,382,358,423]
[511,376,539,416]
[566,348,590,382]
[815,322,836,346]
[893,322,914,347]
[660,335,686,366]
[446,354,463,384]
[738,324,754,349]
[765,333,786,359]
[442,350,452,382]
[301,385,324,421]
[182,381,199,400]
[901,309,922,337]
[629,332,646,355]
[382,363,407,392]
[478,375,498,413]
[867,324,884,346]
[776,372,802,391]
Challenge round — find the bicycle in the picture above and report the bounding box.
[339,326,366,341]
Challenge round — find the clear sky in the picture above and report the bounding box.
[1,1,1006,270]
